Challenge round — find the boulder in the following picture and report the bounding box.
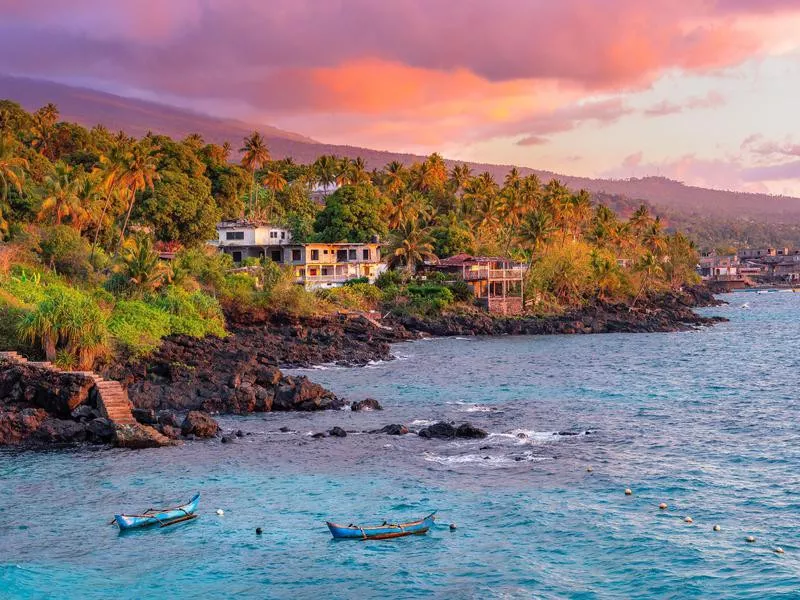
[181,411,220,438]
[351,398,383,411]
[0,407,49,445]
[115,424,174,448]
[156,410,182,428]
[132,408,157,425]
[33,418,87,444]
[71,405,95,421]
[418,422,457,439]
[86,417,116,443]
[0,363,94,418]
[456,423,488,439]
[311,432,326,438]
[158,424,182,440]
[372,424,408,435]
[221,435,235,444]
[328,426,347,438]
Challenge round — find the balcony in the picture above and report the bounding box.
[462,267,527,281]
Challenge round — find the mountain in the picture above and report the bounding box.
[2,74,800,226]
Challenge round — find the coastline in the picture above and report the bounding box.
[0,285,725,449]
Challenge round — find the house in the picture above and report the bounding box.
[428,253,527,315]
[310,182,340,205]
[291,241,385,289]
[210,221,384,288]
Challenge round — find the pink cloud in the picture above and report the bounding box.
[644,91,726,116]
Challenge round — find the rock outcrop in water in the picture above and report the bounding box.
[0,357,170,448]
[388,287,725,338]
[418,422,488,439]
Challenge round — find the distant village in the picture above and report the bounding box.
[698,247,800,291]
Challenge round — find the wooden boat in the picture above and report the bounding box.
[113,493,200,531]
[326,512,436,540]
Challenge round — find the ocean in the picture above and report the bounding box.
[1,291,799,599]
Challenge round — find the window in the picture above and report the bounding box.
[271,250,282,263]
[270,231,278,238]
[323,249,329,255]
[226,231,245,240]
[311,249,319,261]
[337,249,348,262]
[348,249,357,260]
[362,249,370,260]
[292,249,301,261]
[232,251,242,262]
[281,231,286,239]
[322,267,331,276]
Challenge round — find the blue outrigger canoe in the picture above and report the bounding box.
[113,493,200,531]
[327,512,436,540]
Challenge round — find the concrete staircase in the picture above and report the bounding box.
[1,351,171,445]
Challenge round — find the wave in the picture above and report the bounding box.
[423,451,551,466]
[409,419,437,427]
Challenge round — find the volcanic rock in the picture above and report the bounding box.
[181,411,220,438]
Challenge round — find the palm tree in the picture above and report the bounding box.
[383,160,406,196]
[262,169,287,193]
[0,135,27,237]
[386,191,430,230]
[632,251,663,307]
[116,234,172,294]
[387,220,437,274]
[239,131,271,215]
[116,140,160,249]
[312,155,339,188]
[448,163,472,196]
[30,103,59,160]
[38,162,88,228]
[518,209,554,269]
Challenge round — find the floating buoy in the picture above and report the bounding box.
[625,488,632,496]
[745,536,755,543]
[216,509,224,516]
[256,527,262,535]
[774,547,785,554]
[449,523,457,531]
[684,517,693,524]
[713,525,721,532]
[659,503,667,510]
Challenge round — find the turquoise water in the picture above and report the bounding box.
[2,291,800,599]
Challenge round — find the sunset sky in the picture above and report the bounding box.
[1,0,799,195]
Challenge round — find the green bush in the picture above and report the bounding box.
[109,300,172,357]
[343,276,369,286]
[317,282,381,311]
[375,269,403,289]
[447,279,474,302]
[148,286,226,338]
[407,283,454,315]
[38,226,93,278]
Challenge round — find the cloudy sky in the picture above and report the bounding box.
[1,0,799,195]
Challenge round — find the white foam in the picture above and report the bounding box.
[409,419,437,427]
[423,451,551,466]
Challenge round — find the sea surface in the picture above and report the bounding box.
[2,291,799,599]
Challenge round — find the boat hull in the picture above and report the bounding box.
[327,513,435,540]
[114,493,200,531]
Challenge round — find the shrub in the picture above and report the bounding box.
[148,286,226,338]
[317,282,381,311]
[375,269,403,289]
[109,300,171,357]
[447,279,474,302]
[343,277,369,286]
[38,225,92,278]
[406,283,454,315]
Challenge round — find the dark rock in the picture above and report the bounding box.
[456,423,488,439]
[158,424,182,440]
[0,407,49,445]
[372,424,408,435]
[34,418,87,444]
[221,435,234,444]
[0,361,94,418]
[156,410,181,428]
[132,408,157,425]
[86,418,115,443]
[181,411,220,438]
[418,422,457,439]
[328,426,347,438]
[115,423,175,448]
[311,432,326,438]
[556,431,579,436]
[235,429,245,437]
[279,426,291,433]
[351,398,383,411]
[71,405,94,421]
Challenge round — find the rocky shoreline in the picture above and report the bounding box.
[0,286,725,449]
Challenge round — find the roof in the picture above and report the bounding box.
[435,254,515,268]
[216,220,290,230]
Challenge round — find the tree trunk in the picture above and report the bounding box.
[90,195,113,259]
[43,333,56,362]
[116,191,135,253]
